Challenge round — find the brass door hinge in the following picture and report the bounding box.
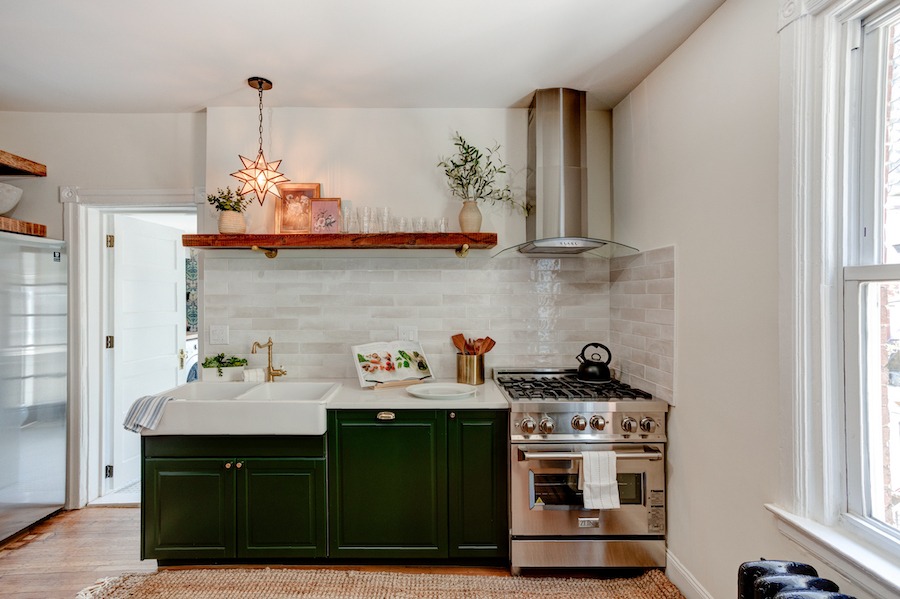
[105,336,114,349]
[106,235,115,248]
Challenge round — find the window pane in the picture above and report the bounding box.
[883,24,900,263]
[861,281,900,533]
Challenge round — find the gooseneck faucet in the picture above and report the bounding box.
[250,337,287,382]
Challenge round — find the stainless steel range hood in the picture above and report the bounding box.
[498,88,637,257]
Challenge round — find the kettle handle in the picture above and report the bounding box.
[579,343,611,365]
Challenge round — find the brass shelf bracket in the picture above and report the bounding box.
[251,245,278,259]
[455,243,470,258]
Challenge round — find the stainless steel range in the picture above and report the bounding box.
[494,367,669,574]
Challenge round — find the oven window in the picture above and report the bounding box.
[530,471,644,508]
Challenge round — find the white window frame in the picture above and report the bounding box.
[770,1,900,596]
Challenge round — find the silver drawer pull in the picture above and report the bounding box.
[519,450,661,461]
[376,411,396,421]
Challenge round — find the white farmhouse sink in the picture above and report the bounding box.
[165,381,261,401]
[143,381,341,436]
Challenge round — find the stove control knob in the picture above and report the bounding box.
[589,415,606,431]
[539,417,555,434]
[520,417,536,435]
[640,417,658,433]
[621,417,639,434]
[571,415,587,431]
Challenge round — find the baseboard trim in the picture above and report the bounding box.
[666,550,714,599]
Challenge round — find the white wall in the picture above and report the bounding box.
[0,112,206,239]
[612,0,839,597]
[205,106,612,246]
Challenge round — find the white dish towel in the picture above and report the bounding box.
[123,394,174,433]
[579,451,621,510]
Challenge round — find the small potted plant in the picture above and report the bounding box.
[201,353,248,381]
[437,132,527,232]
[207,187,251,234]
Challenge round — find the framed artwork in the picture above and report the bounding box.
[275,183,321,233]
[310,198,341,233]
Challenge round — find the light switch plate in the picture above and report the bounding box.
[209,324,229,345]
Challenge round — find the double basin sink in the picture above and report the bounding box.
[143,381,342,436]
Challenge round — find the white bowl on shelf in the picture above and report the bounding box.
[0,183,23,215]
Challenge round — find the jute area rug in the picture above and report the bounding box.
[76,567,685,599]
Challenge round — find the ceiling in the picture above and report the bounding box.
[0,0,725,113]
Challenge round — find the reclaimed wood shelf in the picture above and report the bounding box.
[0,216,46,237]
[0,150,47,177]
[182,232,497,255]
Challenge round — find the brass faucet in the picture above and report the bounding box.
[250,337,287,382]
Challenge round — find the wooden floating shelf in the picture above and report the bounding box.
[182,232,497,251]
[0,216,46,237]
[0,150,47,177]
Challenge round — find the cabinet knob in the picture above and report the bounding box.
[236,462,243,469]
[449,412,456,419]
[224,462,232,469]
[376,411,396,421]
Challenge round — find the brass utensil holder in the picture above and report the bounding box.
[457,353,484,385]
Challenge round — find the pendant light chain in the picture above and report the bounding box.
[257,83,265,157]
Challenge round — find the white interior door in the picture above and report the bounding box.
[110,215,186,491]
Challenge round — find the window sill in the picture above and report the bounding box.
[766,503,900,598]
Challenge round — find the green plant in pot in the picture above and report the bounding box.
[207,187,251,234]
[201,353,248,378]
[437,132,527,233]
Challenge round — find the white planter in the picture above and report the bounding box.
[201,366,245,381]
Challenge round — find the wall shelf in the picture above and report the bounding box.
[182,232,497,257]
[0,150,47,177]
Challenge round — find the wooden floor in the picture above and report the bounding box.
[0,507,155,598]
[0,506,510,599]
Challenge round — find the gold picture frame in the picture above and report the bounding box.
[275,183,321,233]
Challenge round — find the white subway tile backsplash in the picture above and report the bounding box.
[610,246,675,403]
[200,247,675,399]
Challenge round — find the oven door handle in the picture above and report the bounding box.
[518,449,662,461]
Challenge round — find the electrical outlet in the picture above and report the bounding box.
[397,325,418,342]
[209,324,229,345]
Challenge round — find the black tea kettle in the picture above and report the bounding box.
[576,343,612,383]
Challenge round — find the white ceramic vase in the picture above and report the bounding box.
[458,201,482,233]
[218,211,246,234]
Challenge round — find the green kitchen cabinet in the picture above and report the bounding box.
[448,410,509,558]
[328,409,448,558]
[142,436,326,561]
[328,409,508,561]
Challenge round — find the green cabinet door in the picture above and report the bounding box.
[237,458,326,558]
[448,410,509,558]
[142,436,327,562]
[142,458,236,560]
[328,410,448,558]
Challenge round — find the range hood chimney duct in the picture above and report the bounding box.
[517,88,610,255]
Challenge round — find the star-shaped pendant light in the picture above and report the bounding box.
[231,77,289,205]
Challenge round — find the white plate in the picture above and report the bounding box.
[407,383,477,400]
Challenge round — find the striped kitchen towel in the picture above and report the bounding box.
[123,394,174,433]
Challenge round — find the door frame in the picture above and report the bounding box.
[61,186,206,509]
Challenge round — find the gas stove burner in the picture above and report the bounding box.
[495,370,653,402]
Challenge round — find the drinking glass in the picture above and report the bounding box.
[413,217,429,233]
[378,207,392,233]
[358,207,376,233]
[435,217,449,233]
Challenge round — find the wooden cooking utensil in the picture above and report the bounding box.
[481,337,496,353]
[474,338,484,355]
[451,333,468,354]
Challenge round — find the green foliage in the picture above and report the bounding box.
[206,187,251,213]
[437,132,528,214]
[201,353,248,376]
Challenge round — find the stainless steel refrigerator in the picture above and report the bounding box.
[0,231,67,542]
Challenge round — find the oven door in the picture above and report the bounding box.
[510,442,665,537]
